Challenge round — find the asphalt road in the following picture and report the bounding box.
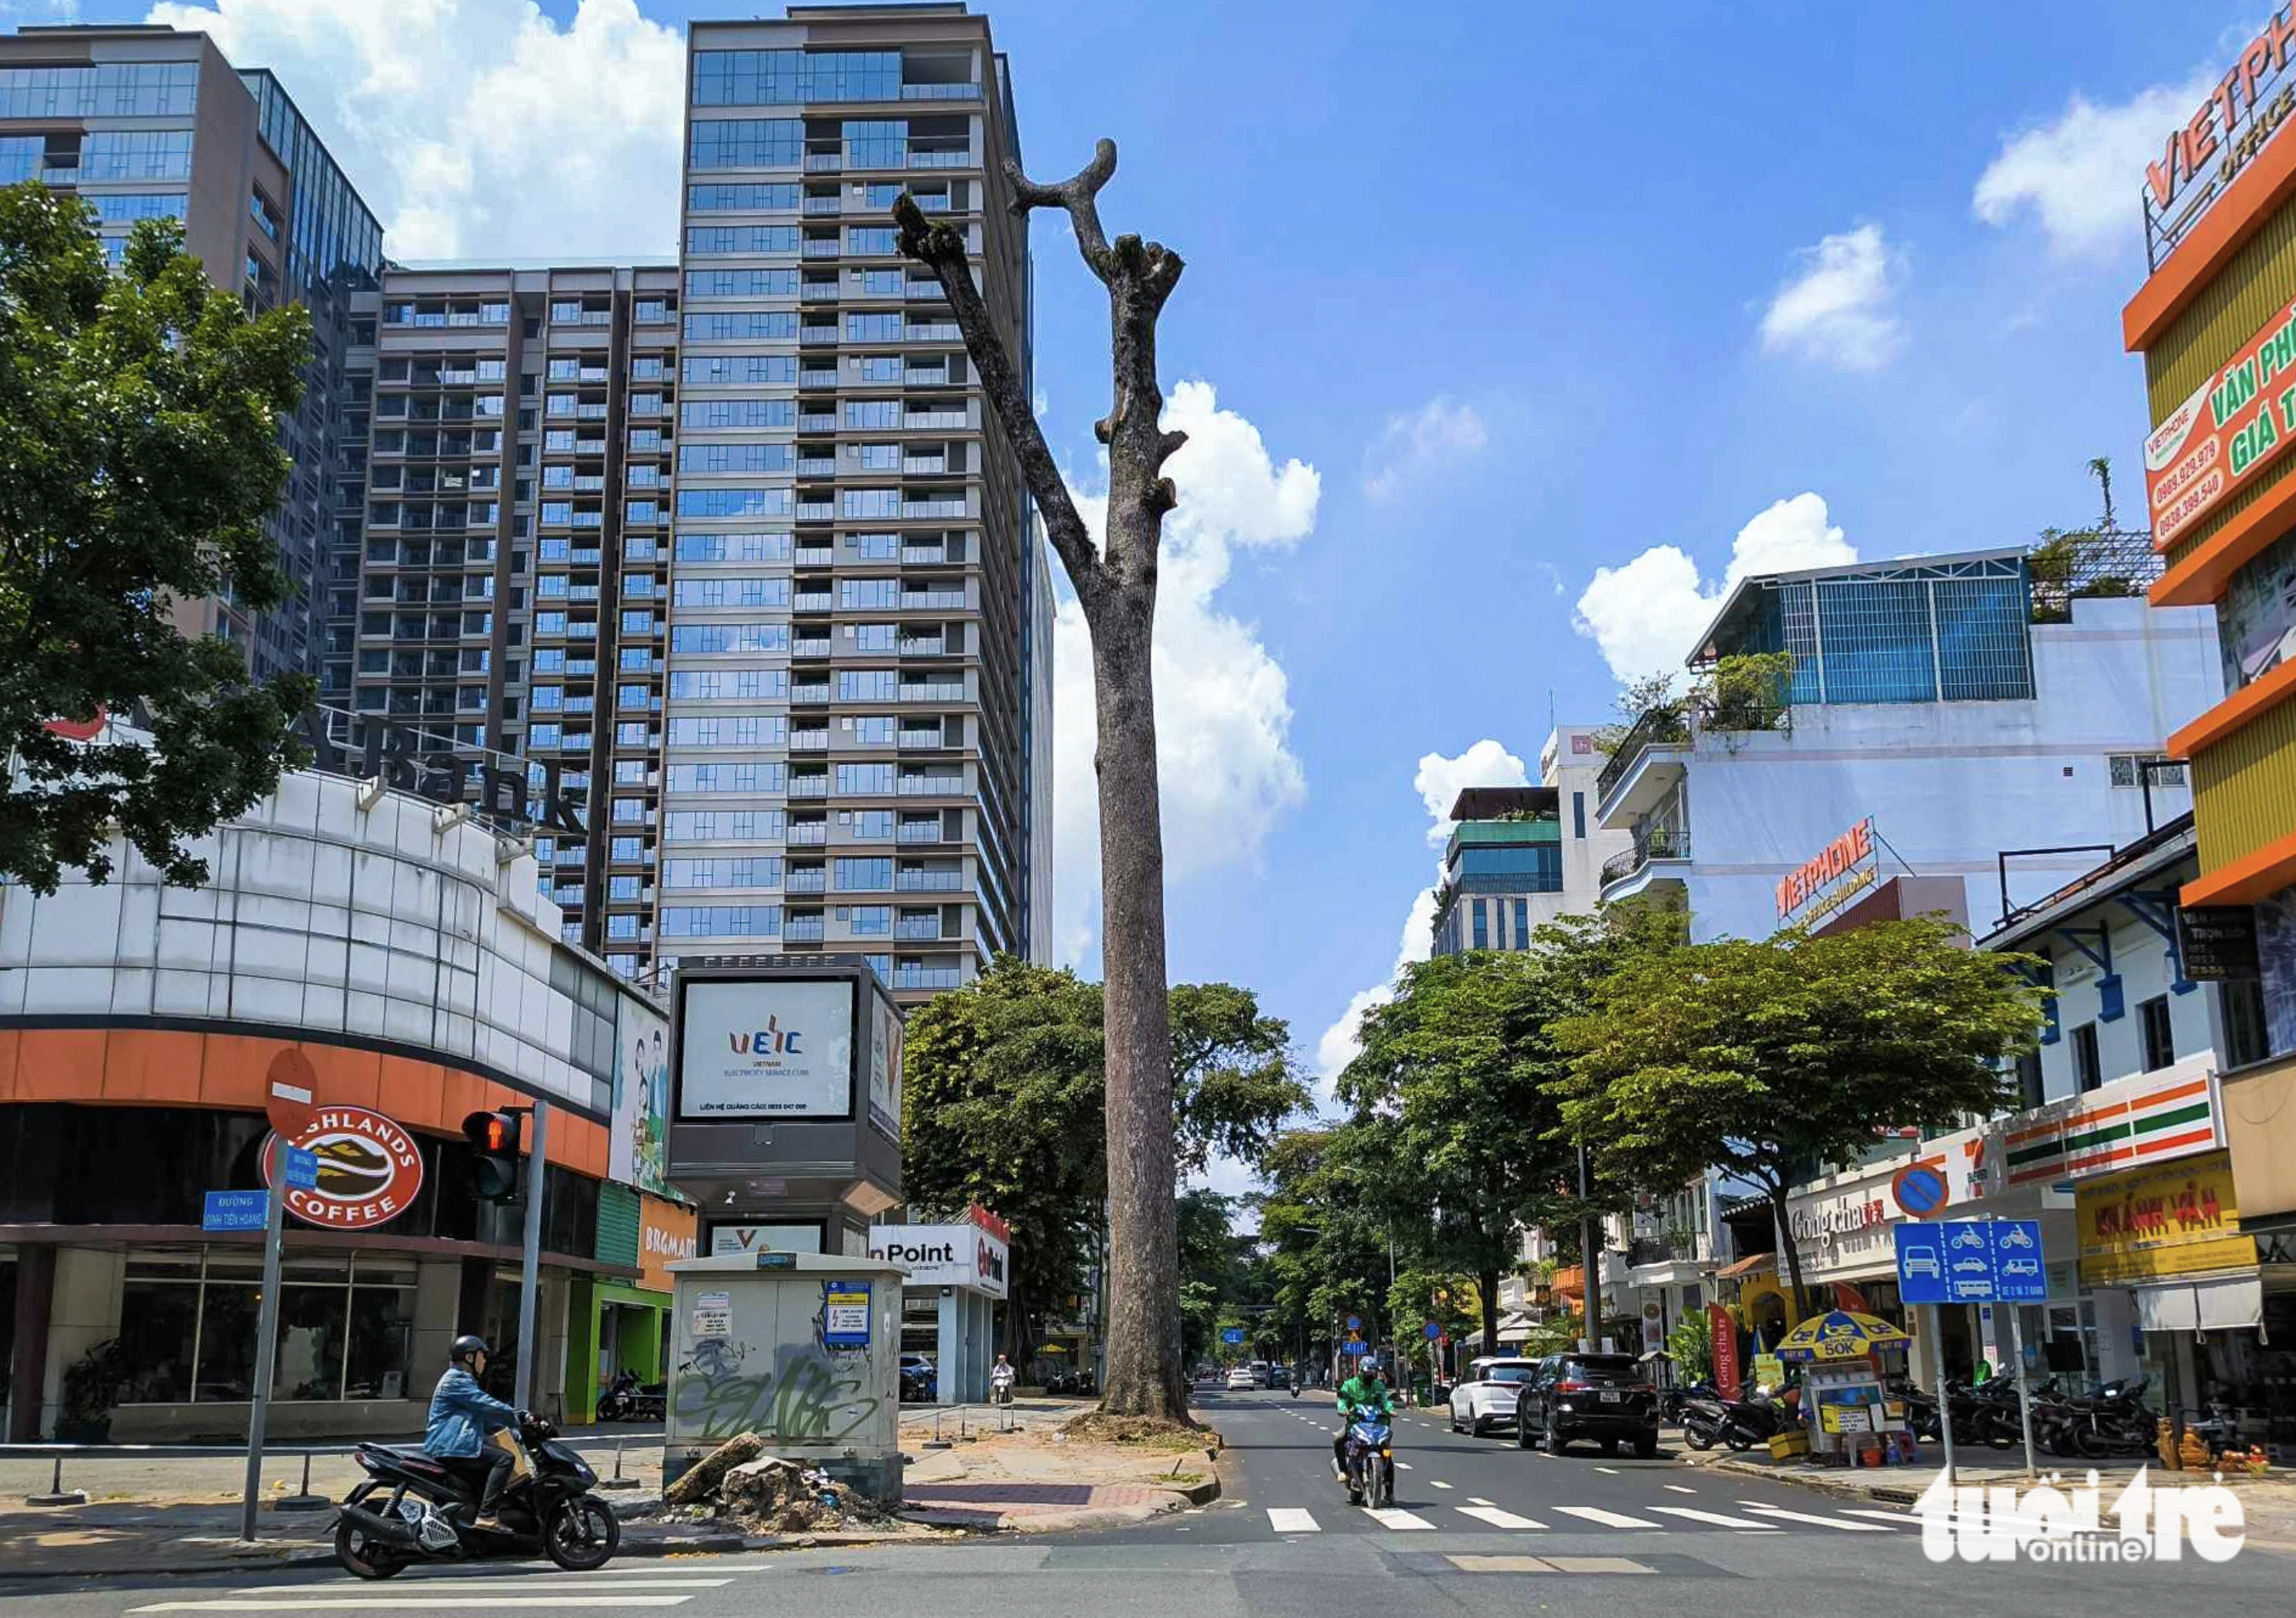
[3,1387,2284,1617]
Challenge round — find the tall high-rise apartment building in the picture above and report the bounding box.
[356,265,683,966]
[658,5,1048,997]
[0,26,383,684]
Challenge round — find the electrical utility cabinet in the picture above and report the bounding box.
[663,1252,907,1499]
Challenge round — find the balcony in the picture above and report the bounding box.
[895,917,943,941]
[893,965,963,991]
[901,81,979,100]
[897,821,945,845]
[897,869,963,890]
[785,916,827,944]
[801,369,839,387]
[1594,705,1691,826]
[787,821,829,845]
[898,774,964,797]
[789,773,828,797]
[792,682,830,704]
[791,637,832,658]
[1600,821,1691,898]
[786,868,827,893]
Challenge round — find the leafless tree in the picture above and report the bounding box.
[896,140,1189,1419]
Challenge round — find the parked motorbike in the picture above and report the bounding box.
[1341,1414,1396,1508]
[332,1414,619,1579]
[1680,1390,1787,1453]
[2041,1376,2158,1459]
[594,1370,666,1424]
[1659,1381,1721,1425]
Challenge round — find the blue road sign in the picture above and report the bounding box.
[284,1146,320,1190]
[1222,1327,1246,1344]
[1423,1321,1442,1340]
[203,1190,270,1233]
[1897,1219,2045,1304]
[1346,1314,1362,1332]
[1987,1219,2047,1301]
[1340,1340,1370,1356]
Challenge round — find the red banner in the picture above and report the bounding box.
[1709,1302,1740,1398]
[2145,297,2296,548]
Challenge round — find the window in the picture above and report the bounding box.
[2108,754,2187,789]
[852,716,896,744]
[851,810,896,839]
[84,190,185,226]
[692,49,902,106]
[678,488,792,519]
[839,577,899,610]
[847,904,893,936]
[842,488,900,519]
[836,763,895,795]
[853,625,897,652]
[1572,792,1586,840]
[680,443,794,475]
[2070,1022,2102,1093]
[675,532,792,563]
[835,857,893,890]
[845,311,904,340]
[686,267,799,298]
[0,61,199,120]
[682,354,797,386]
[1471,899,1489,951]
[665,763,787,794]
[682,398,796,429]
[82,128,194,181]
[674,577,791,609]
[660,905,783,938]
[851,533,899,560]
[839,669,898,701]
[112,1250,413,1407]
[842,120,907,168]
[2138,993,2175,1072]
[857,443,901,471]
[687,182,802,212]
[683,309,798,340]
[610,837,646,862]
[688,118,804,170]
[1512,898,1529,950]
[2014,1051,2045,1111]
[671,622,788,654]
[844,400,901,429]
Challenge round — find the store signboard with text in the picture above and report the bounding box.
[2074,1151,2256,1285]
[2145,298,2296,547]
[677,976,856,1119]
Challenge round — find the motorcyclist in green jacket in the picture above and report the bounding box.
[1332,1357,1394,1477]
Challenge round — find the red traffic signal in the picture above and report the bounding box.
[462,1109,523,1203]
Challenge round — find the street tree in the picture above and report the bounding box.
[1337,911,1669,1351]
[902,959,1308,1368]
[0,195,313,894]
[1552,917,2048,1314]
[897,144,1190,1417]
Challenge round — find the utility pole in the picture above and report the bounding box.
[1577,1142,1599,1355]
[514,1101,548,1412]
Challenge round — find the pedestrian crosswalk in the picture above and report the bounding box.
[124,1565,773,1614]
[1260,1501,1911,1538]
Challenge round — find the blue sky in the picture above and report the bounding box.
[40,0,2258,1147]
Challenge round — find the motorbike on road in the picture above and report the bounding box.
[1341,1414,1396,1508]
[332,1413,620,1579]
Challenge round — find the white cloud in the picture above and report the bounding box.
[1309,741,1528,1096]
[1362,396,1489,502]
[1973,73,2215,261]
[1758,224,1905,372]
[145,0,684,261]
[1572,493,1855,682]
[1053,381,1320,968]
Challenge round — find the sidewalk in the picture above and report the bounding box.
[0,1399,1213,1577]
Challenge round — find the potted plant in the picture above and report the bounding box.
[57,1338,127,1443]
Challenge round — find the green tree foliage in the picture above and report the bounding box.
[1256,1126,1393,1368]
[1553,917,2047,1314]
[0,192,314,894]
[1665,1307,1711,1385]
[902,959,1309,1361]
[1336,910,1673,1351]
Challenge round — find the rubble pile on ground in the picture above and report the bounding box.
[660,1432,897,1534]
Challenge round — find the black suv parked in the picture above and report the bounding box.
[1513,1352,1659,1457]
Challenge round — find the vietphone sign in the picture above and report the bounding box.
[2145,299,2296,548]
[263,1105,423,1230]
[1777,817,1874,921]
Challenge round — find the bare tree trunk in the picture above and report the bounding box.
[898,142,1191,1421]
[1769,1185,1810,1326]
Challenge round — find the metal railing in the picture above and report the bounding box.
[1599,822,1690,888]
[1594,706,1690,802]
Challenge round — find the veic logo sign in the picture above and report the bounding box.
[265,1105,423,1230]
[729,1015,803,1057]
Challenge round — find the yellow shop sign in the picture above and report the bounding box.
[2075,1151,2257,1285]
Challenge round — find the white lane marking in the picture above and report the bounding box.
[1652,1506,1777,1529]
[1468,1496,1496,1506]
[1457,1506,1545,1529]
[1393,1460,1413,1470]
[1552,1506,1661,1529]
[1840,1509,1915,1524]
[1429,1480,1453,1490]
[129,1603,695,1614]
[1592,1465,1619,1473]
[1267,1508,1321,1533]
[229,1582,729,1593]
[1663,1484,1698,1494]
[1736,1502,1893,1531]
[1365,1507,1435,1530]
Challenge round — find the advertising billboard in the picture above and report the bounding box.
[2145,298,2296,548]
[868,991,904,1141]
[677,977,856,1120]
[610,994,673,1197]
[868,1218,1009,1299]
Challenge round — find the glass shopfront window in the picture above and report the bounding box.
[117,1249,414,1405]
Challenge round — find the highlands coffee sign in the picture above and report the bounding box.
[2144,8,2296,266]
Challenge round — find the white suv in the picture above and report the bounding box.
[1448,1357,1541,1435]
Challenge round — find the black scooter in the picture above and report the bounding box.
[596,1369,666,1423]
[332,1414,619,1579]
[1681,1389,1790,1452]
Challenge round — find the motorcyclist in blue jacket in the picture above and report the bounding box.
[424,1335,521,1529]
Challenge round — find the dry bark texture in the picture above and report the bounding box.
[897,141,1189,1419]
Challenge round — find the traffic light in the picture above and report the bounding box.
[462,1109,522,1203]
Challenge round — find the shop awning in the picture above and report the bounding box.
[2131,1272,2263,1333]
[1714,1252,1776,1281]
[1495,1311,1534,1343]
